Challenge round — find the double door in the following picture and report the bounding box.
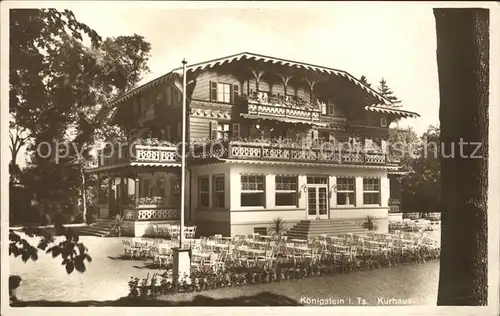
[307,185,328,219]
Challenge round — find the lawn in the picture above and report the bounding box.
[9,233,440,306]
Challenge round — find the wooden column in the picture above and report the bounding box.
[96,173,100,218]
[135,173,140,207]
[107,175,113,218]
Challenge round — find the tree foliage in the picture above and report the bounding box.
[401,125,441,215]
[9,9,151,224]
[388,126,420,171]
[377,78,402,106]
[9,9,151,288]
[359,75,372,88]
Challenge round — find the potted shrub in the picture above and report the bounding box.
[110,214,127,237]
[361,214,378,231]
[268,217,288,240]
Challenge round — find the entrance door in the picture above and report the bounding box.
[307,185,329,219]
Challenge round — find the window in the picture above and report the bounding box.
[217,83,231,103]
[380,116,388,127]
[363,178,380,205]
[213,175,225,208]
[321,102,327,115]
[232,123,240,139]
[217,123,230,140]
[199,177,209,207]
[156,179,166,197]
[275,176,298,206]
[141,179,152,198]
[337,177,355,206]
[241,175,265,207]
[328,103,335,116]
[172,176,181,194]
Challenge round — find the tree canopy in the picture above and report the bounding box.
[9,10,152,297]
[9,9,152,224]
[377,78,402,106]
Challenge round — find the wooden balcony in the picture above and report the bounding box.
[192,140,390,166]
[96,141,179,167]
[242,93,321,123]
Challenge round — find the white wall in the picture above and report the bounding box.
[189,162,391,234]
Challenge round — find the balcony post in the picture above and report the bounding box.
[135,174,140,208]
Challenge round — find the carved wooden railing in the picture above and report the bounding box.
[243,93,321,122]
[192,140,389,165]
[122,208,181,221]
[97,141,179,167]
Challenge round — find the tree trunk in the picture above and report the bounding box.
[434,8,489,305]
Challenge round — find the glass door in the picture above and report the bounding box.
[306,186,329,219]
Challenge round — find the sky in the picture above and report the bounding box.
[14,2,443,166]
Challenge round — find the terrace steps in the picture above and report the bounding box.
[79,219,113,237]
[286,219,370,240]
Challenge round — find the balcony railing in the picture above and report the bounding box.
[122,208,180,221]
[243,92,322,122]
[192,140,389,165]
[97,139,179,167]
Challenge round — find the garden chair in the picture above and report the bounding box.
[157,246,172,268]
[122,240,133,258]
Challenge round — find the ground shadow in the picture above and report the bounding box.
[11,292,302,306]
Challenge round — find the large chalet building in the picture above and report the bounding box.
[86,52,419,237]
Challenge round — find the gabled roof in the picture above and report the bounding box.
[109,52,420,121]
[172,52,392,104]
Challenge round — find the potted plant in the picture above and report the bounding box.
[361,214,378,231]
[110,214,127,237]
[268,217,288,240]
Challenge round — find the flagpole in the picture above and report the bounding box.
[179,59,187,248]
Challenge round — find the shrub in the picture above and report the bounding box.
[128,246,440,298]
[361,215,378,231]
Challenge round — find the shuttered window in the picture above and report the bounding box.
[210,81,239,104]
[210,81,217,101]
[210,121,218,140]
[232,84,239,103]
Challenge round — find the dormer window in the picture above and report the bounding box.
[380,115,388,127]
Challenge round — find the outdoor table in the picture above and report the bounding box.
[291,239,307,243]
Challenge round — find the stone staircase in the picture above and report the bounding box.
[286,219,370,240]
[79,219,113,237]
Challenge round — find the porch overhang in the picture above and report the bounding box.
[364,105,420,119]
[85,161,181,174]
[216,158,400,170]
